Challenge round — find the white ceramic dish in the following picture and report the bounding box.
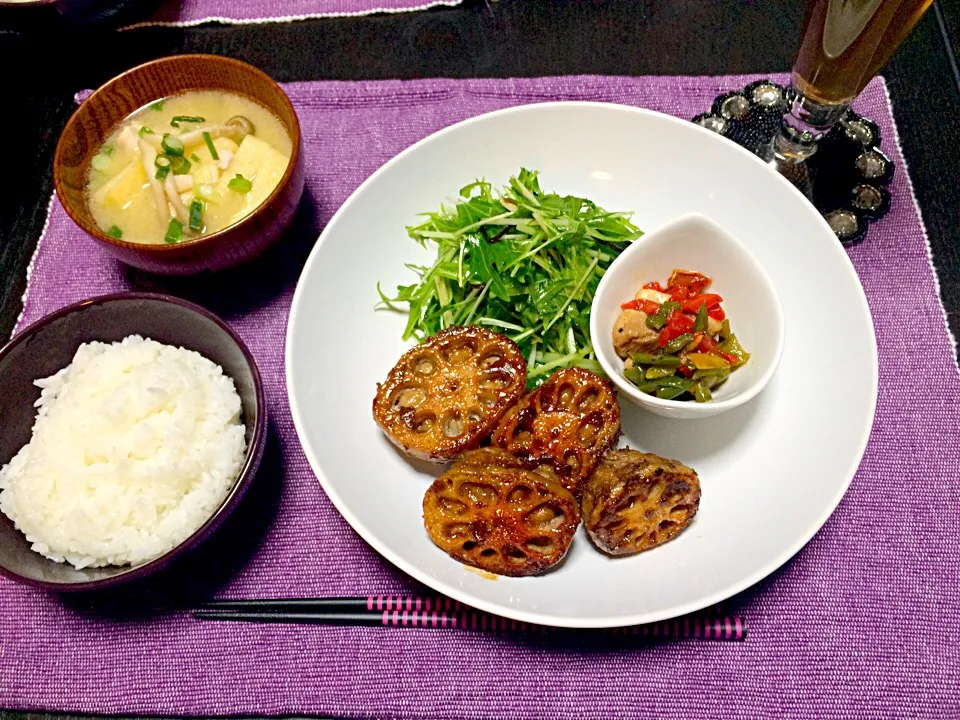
[591,213,786,420]
[286,102,878,628]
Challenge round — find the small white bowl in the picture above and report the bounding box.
[591,213,785,419]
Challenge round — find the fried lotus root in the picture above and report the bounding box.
[423,449,580,577]
[373,326,527,462]
[581,449,700,556]
[491,368,620,494]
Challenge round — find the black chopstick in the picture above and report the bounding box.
[193,595,746,639]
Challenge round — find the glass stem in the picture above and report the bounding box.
[771,81,850,163]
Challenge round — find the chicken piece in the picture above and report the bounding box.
[613,308,659,358]
[423,449,580,577]
[581,449,700,556]
[373,326,527,462]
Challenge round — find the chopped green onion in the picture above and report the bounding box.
[106,225,123,239]
[202,131,219,161]
[170,115,205,128]
[101,143,114,156]
[170,155,192,175]
[227,173,252,194]
[90,154,110,172]
[161,135,184,157]
[155,166,170,180]
[164,218,183,244]
[189,200,204,231]
[155,156,172,168]
[139,126,154,137]
[150,100,165,111]
[190,153,201,163]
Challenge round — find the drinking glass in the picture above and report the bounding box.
[771,0,934,165]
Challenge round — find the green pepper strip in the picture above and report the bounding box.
[693,302,708,333]
[645,300,680,330]
[719,334,751,366]
[657,385,690,400]
[645,365,675,380]
[623,367,644,385]
[631,352,681,367]
[663,332,694,354]
[693,381,713,403]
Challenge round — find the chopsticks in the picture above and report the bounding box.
[193,595,746,640]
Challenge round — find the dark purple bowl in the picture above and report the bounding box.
[0,293,267,592]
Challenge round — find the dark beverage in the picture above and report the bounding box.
[792,0,933,106]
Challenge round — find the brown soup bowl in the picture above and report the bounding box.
[54,54,305,275]
[0,293,268,592]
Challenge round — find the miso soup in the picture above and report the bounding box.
[86,90,293,245]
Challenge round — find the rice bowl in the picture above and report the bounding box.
[0,335,247,569]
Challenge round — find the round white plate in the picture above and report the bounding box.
[286,102,878,628]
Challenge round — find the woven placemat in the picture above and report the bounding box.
[2,74,958,719]
[123,0,461,30]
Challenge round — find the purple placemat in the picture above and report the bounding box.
[3,74,959,719]
[123,0,460,29]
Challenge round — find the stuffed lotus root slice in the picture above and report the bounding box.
[581,449,701,556]
[422,455,580,577]
[372,326,527,462]
[492,368,620,494]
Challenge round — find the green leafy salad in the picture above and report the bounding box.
[377,169,643,384]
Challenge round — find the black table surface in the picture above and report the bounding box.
[1,0,959,718]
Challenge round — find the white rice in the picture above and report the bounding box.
[0,335,247,569]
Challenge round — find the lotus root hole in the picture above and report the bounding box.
[577,418,601,447]
[442,411,465,438]
[391,386,426,410]
[504,545,528,565]
[462,541,478,551]
[479,352,504,369]
[576,387,600,410]
[525,537,555,555]
[478,392,498,409]
[671,504,695,517]
[466,407,484,425]
[525,503,565,530]
[438,497,468,516]
[411,411,436,434]
[479,370,512,390]
[659,520,677,531]
[444,342,476,365]
[460,482,498,506]
[507,484,533,504]
[443,523,471,540]
[412,356,437,376]
[479,548,497,558]
[563,450,581,473]
[557,383,577,408]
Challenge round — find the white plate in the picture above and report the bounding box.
[286,102,878,628]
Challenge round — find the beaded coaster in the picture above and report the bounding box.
[692,79,893,245]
